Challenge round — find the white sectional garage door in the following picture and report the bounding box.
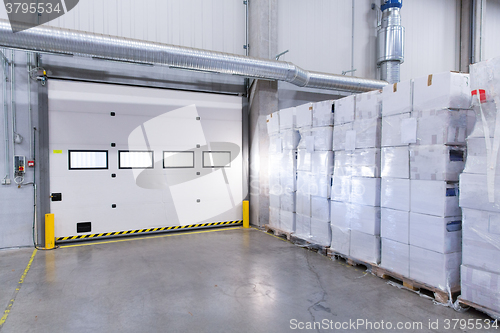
[48,80,243,240]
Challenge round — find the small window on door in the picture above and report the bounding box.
[69,150,108,170]
[119,151,154,169]
[203,151,231,168]
[163,151,195,168]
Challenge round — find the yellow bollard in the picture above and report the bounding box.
[45,214,55,250]
[243,200,250,228]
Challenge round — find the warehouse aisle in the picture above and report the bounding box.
[0,228,491,333]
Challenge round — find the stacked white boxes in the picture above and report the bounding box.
[459,56,500,315]
[295,101,334,246]
[267,107,299,232]
[380,73,473,293]
[331,91,382,264]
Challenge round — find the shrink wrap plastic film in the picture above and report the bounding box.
[269,207,280,228]
[381,147,409,179]
[280,210,296,233]
[298,127,333,151]
[382,80,413,117]
[355,90,382,120]
[333,122,354,151]
[279,107,296,131]
[295,214,312,240]
[460,57,500,312]
[269,194,280,209]
[381,238,410,277]
[331,225,351,255]
[313,100,335,127]
[350,231,381,265]
[296,103,313,128]
[311,219,332,247]
[381,208,410,244]
[334,95,355,125]
[461,265,500,316]
[410,145,466,181]
[334,149,381,178]
[331,201,380,236]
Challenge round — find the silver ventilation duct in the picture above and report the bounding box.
[0,19,387,93]
[377,0,405,84]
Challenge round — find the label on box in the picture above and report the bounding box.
[345,130,356,152]
[400,118,417,144]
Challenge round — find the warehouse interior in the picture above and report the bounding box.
[1,0,500,332]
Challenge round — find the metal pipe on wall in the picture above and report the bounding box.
[1,49,9,183]
[10,50,15,159]
[377,0,405,84]
[0,19,387,93]
[27,52,32,159]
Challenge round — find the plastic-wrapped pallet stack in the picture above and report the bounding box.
[459,56,500,316]
[267,107,299,233]
[295,101,334,246]
[330,91,382,264]
[380,72,473,293]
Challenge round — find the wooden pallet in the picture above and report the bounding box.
[264,224,293,241]
[326,249,378,273]
[372,266,460,304]
[289,235,330,256]
[458,297,500,320]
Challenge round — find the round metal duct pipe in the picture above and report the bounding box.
[377,0,405,84]
[0,19,387,93]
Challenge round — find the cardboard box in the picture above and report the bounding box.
[381,147,409,179]
[310,219,332,247]
[266,111,280,134]
[381,208,410,244]
[311,196,331,222]
[351,148,381,178]
[309,173,332,198]
[410,180,460,217]
[355,90,382,120]
[331,225,350,255]
[279,107,296,131]
[313,100,334,127]
[334,150,352,177]
[280,170,297,194]
[461,265,500,313]
[459,173,500,213]
[381,112,411,147]
[382,79,412,117]
[381,178,410,211]
[331,176,351,203]
[296,103,313,128]
[331,201,350,229]
[295,214,311,240]
[333,122,354,151]
[296,192,311,216]
[413,109,474,146]
[381,238,410,277]
[409,246,461,291]
[409,212,462,253]
[349,204,381,236]
[281,149,297,173]
[297,150,312,172]
[462,208,500,274]
[334,95,355,125]
[353,118,382,149]
[297,127,312,150]
[350,231,381,264]
[464,137,500,175]
[269,170,281,195]
[281,129,301,150]
[350,177,381,207]
[413,72,471,111]
[312,126,334,151]
[280,192,296,213]
[269,194,280,208]
[280,210,296,233]
[311,151,334,175]
[410,145,466,181]
[269,207,280,228]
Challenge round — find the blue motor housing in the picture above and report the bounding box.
[381,0,402,11]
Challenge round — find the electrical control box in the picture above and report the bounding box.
[14,155,26,177]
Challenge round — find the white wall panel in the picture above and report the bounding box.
[484,0,500,61]
[278,0,460,82]
[0,0,246,55]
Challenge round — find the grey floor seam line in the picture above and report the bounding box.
[0,249,37,331]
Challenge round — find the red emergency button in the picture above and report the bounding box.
[28,161,35,167]
[19,166,24,172]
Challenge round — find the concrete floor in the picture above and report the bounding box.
[0,227,494,333]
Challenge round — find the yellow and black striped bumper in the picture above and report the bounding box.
[56,220,243,243]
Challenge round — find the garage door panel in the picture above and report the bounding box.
[49,80,243,238]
